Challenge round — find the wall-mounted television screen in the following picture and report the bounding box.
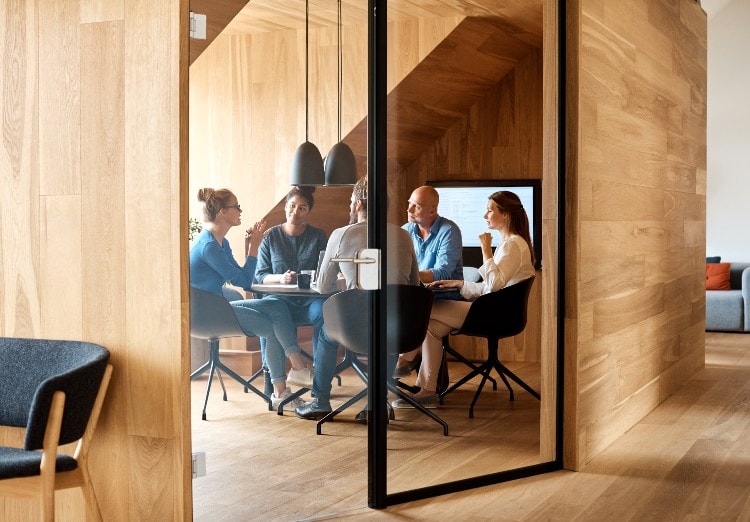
[427,180,542,270]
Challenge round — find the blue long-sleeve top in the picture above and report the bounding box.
[189,229,257,295]
[402,215,463,281]
[254,224,328,283]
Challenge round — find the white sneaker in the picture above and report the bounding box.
[271,388,305,411]
[287,367,314,388]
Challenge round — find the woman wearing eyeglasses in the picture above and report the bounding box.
[189,187,311,410]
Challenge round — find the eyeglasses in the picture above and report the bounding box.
[224,204,242,211]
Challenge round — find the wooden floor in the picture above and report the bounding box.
[191,332,750,521]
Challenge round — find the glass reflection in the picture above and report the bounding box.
[383,0,548,494]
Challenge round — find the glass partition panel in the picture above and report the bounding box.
[374,0,561,504]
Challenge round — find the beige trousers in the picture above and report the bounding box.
[412,299,473,393]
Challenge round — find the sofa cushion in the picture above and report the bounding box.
[706,263,731,290]
[706,256,721,263]
[706,289,744,331]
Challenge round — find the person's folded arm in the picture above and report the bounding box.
[254,235,274,283]
[201,241,257,291]
[481,240,523,293]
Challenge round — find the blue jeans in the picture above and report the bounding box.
[258,296,336,399]
[311,325,340,408]
[230,299,302,385]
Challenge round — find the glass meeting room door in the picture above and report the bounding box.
[369,0,562,507]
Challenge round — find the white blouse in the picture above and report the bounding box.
[459,234,535,301]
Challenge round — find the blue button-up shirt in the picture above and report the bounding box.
[402,215,463,281]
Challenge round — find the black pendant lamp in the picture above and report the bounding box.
[323,0,357,186]
[290,0,324,186]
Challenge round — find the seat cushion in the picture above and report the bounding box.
[705,290,744,331]
[0,446,78,479]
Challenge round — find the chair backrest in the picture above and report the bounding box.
[0,338,110,450]
[322,284,434,356]
[190,286,247,341]
[385,284,434,354]
[322,289,370,354]
[456,276,535,340]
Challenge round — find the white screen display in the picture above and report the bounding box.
[433,185,535,248]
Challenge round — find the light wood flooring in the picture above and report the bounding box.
[191,332,750,521]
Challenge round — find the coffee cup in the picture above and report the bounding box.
[297,273,312,289]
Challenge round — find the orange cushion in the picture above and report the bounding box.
[706,263,731,290]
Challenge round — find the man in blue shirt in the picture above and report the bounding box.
[402,185,463,284]
[396,185,464,378]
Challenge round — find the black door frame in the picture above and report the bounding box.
[366,0,567,508]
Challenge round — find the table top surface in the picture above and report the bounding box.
[251,283,331,297]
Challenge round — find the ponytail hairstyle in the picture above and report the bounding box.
[197,187,236,223]
[286,185,316,210]
[488,190,536,266]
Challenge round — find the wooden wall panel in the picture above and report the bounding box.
[40,195,83,337]
[80,19,131,519]
[81,1,124,24]
[189,16,461,254]
[539,0,559,463]
[39,0,80,196]
[567,0,706,469]
[1,0,189,520]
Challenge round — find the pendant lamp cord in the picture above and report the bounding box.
[337,0,343,142]
[305,0,310,142]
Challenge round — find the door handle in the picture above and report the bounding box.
[331,249,380,290]
[330,257,376,264]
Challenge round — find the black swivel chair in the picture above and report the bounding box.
[316,284,448,436]
[436,267,497,393]
[190,286,271,419]
[439,276,538,418]
[0,338,112,521]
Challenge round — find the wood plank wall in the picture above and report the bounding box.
[189,15,462,253]
[565,0,707,469]
[0,0,190,520]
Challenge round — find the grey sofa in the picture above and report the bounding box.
[706,262,750,332]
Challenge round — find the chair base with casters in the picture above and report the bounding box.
[190,340,270,420]
[314,348,373,432]
[317,285,449,435]
[439,277,539,418]
[441,336,498,393]
[316,354,448,436]
[190,287,274,420]
[440,340,540,417]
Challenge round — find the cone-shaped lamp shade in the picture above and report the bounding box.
[290,141,324,186]
[324,141,357,185]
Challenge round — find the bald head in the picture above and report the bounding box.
[406,185,439,229]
